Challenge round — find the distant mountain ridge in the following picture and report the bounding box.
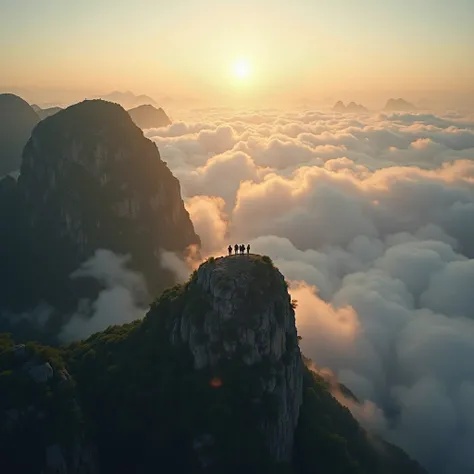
[95,90,156,109]
[31,101,171,130]
[332,100,368,113]
[384,98,417,111]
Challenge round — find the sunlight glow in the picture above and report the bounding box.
[232,58,251,80]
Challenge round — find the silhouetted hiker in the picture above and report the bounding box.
[240,244,245,254]
[247,244,250,254]
[228,245,232,256]
[234,244,239,254]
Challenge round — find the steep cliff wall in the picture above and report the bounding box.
[0,336,98,474]
[0,93,39,176]
[0,99,199,317]
[169,254,304,463]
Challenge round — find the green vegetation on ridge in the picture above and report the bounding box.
[0,256,427,474]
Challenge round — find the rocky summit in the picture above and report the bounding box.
[0,99,199,332]
[0,255,427,474]
[170,254,304,462]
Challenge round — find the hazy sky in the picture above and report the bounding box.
[1,0,474,106]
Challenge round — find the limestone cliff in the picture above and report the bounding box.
[0,93,39,176]
[169,254,303,464]
[0,255,428,473]
[0,338,98,474]
[0,99,199,318]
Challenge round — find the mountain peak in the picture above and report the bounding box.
[333,100,346,112]
[172,254,300,368]
[333,100,368,112]
[384,97,417,111]
[127,103,172,129]
[3,98,199,317]
[166,254,303,463]
[1,252,428,473]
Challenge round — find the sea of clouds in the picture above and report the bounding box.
[144,108,474,474]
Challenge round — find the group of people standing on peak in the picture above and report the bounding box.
[228,244,250,255]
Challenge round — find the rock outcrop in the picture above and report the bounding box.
[169,255,303,463]
[0,339,98,474]
[0,93,39,176]
[1,256,428,473]
[127,104,172,129]
[0,99,199,323]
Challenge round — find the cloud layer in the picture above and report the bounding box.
[59,249,149,342]
[149,109,474,474]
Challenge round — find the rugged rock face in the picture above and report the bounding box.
[0,338,99,474]
[0,99,199,317]
[1,256,428,473]
[127,104,172,129]
[0,175,26,313]
[0,93,39,176]
[170,254,304,463]
[0,175,17,199]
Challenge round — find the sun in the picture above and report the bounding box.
[232,58,251,80]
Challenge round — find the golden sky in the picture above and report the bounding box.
[1,0,473,107]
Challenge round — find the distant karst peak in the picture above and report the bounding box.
[127,103,172,129]
[332,100,368,112]
[384,97,417,111]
